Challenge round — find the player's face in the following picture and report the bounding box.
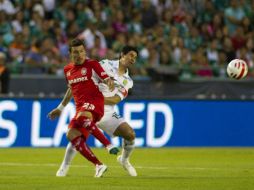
[121,51,137,67]
[70,45,86,65]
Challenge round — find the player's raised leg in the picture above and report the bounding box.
[114,122,137,176]
[67,128,108,177]
[76,111,119,154]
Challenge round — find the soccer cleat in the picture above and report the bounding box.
[106,144,120,155]
[94,164,108,178]
[117,155,137,177]
[56,165,69,177]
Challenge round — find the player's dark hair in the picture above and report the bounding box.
[120,46,138,58]
[69,38,85,52]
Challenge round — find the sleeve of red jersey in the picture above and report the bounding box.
[92,60,110,80]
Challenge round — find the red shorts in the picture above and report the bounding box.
[68,100,104,138]
[77,100,104,122]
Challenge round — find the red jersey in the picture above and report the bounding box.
[64,59,109,113]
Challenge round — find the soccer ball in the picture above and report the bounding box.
[226,59,248,79]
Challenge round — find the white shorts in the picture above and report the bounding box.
[97,111,125,137]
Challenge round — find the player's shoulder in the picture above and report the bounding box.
[99,59,117,76]
[64,62,74,72]
[86,58,99,65]
[109,60,119,69]
[100,59,119,68]
[99,59,109,65]
[99,59,112,67]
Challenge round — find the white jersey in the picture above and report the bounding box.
[98,59,133,112]
[95,59,133,136]
[88,59,133,137]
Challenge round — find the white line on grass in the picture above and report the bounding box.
[0,162,242,171]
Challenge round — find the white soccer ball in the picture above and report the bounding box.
[227,59,248,79]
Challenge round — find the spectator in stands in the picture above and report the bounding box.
[112,10,128,37]
[140,0,158,29]
[206,39,219,66]
[11,10,25,33]
[0,11,12,43]
[0,52,10,94]
[0,0,16,15]
[90,34,108,60]
[223,37,236,63]
[193,47,213,78]
[78,18,107,52]
[230,26,247,51]
[52,22,68,60]
[43,0,55,20]
[224,0,246,35]
[23,40,45,74]
[178,47,193,80]
[127,10,143,34]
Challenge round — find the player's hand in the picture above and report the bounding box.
[104,78,115,91]
[47,108,62,120]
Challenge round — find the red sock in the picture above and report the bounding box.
[71,136,102,165]
[77,116,111,147]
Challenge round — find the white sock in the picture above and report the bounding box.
[121,139,135,161]
[60,142,77,169]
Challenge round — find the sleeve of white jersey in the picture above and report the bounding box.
[116,88,127,100]
[115,72,134,100]
[115,81,133,100]
[99,59,115,77]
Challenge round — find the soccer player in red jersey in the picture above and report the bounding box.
[58,38,118,177]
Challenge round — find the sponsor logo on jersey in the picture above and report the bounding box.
[81,68,87,75]
[68,77,88,84]
[123,79,128,86]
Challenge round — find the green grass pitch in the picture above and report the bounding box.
[0,148,254,190]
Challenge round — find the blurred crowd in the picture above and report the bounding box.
[1,0,254,80]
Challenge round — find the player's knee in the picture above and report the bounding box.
[66,128,81,141]
[76,115,92,128]
[66,130,73,141]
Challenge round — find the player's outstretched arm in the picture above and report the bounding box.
[104,86,129,105]
[47,88,72,120]
[104,78,114,91]
[92,60,115,91]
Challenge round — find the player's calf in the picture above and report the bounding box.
[113,122,135,141]
[70,136,102,166]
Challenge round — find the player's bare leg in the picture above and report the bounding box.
[113,122,137,176]
[66,128,108,177]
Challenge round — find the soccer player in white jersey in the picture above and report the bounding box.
[48,46,138,177]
